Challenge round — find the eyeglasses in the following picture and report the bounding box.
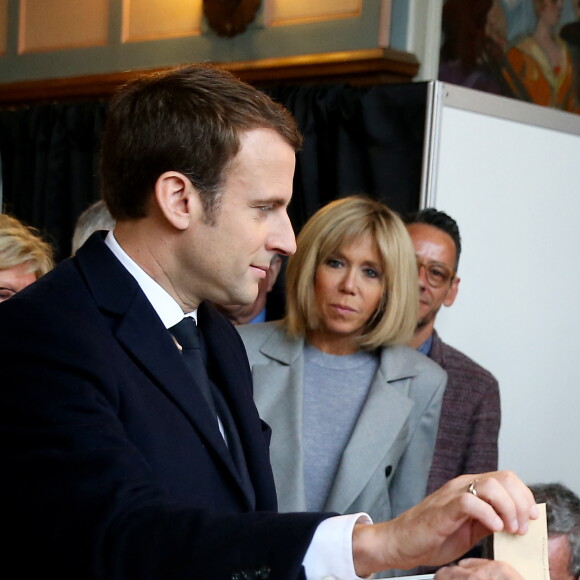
[416,260,455,288]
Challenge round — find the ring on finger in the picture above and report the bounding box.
[467,479,478,497]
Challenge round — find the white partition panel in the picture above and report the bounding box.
[422,82,580,496]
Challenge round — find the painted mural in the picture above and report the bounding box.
[439,0,580,112]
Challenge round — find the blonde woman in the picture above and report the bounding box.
[0,214,54,302]
[238,196,446,555]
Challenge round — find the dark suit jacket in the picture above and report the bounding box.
[426,330,501,494]
[0,233,329,580]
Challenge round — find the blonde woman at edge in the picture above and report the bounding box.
[238,196,446,577]
[0,214,54,303]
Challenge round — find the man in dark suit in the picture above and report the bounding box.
[0,66,537,580]
[404,209,501,494]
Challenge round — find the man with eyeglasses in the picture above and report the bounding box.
[404,209,500,495]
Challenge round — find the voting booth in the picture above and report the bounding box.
[420,81,580,497]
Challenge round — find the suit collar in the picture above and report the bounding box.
[377,344,425,382]
[427,330,446,366]
[258,324,422,381]
[258,322,305,365]
[75,231,141,315]
[104,230,186,328]
[251,325,421,514]
[75,233,257,509]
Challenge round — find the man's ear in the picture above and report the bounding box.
[444,276,460,307]
[154,171,203,231]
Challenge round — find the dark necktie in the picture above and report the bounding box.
[169,317,217,419]
[169,317,255,504]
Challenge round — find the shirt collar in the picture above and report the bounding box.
[104,231,196,328]
[417,334,434,356]
[249,308,267,324]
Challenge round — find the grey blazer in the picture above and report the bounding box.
[238,321,447,525]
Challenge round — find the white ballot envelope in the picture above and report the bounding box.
[494,502,550,580]
[400,505,549,580]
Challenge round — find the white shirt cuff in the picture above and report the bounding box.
[303,513,373,580]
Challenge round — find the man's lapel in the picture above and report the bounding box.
[198,303,272,509]
[114,297,232,457]
[76,233,254,507]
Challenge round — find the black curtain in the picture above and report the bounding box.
[267,82,428,235]
[0,82,428,261]
[0,102,107,260]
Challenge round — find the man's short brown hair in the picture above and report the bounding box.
[101,65,302,221]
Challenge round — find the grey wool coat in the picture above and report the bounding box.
[238,321,447,525]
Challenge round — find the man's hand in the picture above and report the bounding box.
[352,471,538,577]
[434,559,524,579]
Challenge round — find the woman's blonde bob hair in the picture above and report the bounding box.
[0,214,54,277]
[284,196,418,350]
